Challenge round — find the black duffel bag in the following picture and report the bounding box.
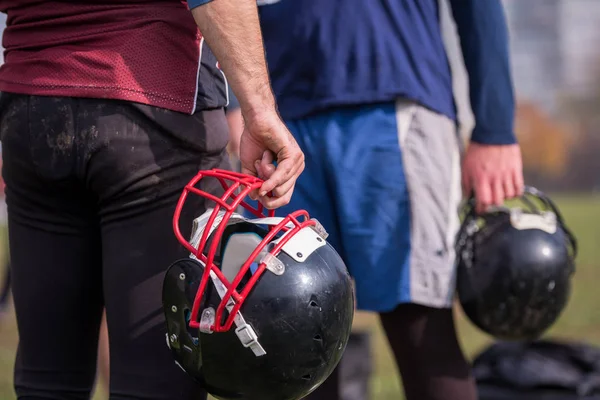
[473,340,600,400]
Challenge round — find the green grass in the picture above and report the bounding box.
[0,194,598,399]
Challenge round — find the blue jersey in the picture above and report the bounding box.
[258,0,517,145]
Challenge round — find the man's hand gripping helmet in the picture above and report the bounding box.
[162,169,355,400]
[455,186,577,341]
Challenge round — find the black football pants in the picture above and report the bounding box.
[0,93,230,399]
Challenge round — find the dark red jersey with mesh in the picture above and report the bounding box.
[0,0,228,114]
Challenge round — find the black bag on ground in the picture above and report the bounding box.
[473,340,600,400]
[340,331,373,400]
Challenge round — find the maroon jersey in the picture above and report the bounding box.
[0,0,228,114]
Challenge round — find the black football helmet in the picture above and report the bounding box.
[162,169,355,400]
[455,186,577,341]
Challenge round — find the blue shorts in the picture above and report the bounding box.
[254,100,462,312]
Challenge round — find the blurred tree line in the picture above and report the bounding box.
[517,61,600,193]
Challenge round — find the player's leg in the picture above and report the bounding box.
[378,102,476,400]
[380,304,475,400]
[83,100,228,399]
[1,94,104,398]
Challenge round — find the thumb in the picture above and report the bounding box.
[258,150,276,180]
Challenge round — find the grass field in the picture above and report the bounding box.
[0,194,598,399]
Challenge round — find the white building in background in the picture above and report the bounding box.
[442,0,600,125]
[502,0,600,114]
[502,0,563,112]
[559,1,600,97]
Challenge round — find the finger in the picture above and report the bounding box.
[503,174,516,199]
[260,186,294,209]
[474,175,492,214]
[253,160,263,178]
[247,189,259,202]
[271,174,297,198]
[254,159,273,180]
[259,160,295,197]
[260,150,304,196]
[258,151,277,180]
[513,167,525,197]
[262,156,304,199]
[492,176,504,207]
[241,164,260,200]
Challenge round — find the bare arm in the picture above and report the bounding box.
[447,0,523,212]
[190,0,304,208]
[191,0,275,119]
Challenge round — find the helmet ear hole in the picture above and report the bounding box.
[309,294,320,309]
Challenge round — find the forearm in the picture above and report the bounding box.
[190,0,277,120]
[448,0,517,145]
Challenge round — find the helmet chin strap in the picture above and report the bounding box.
[188,209,267,357]
[192,257,267,357]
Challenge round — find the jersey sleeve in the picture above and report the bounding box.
[187,0,214,10]
[448,0,517,145]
